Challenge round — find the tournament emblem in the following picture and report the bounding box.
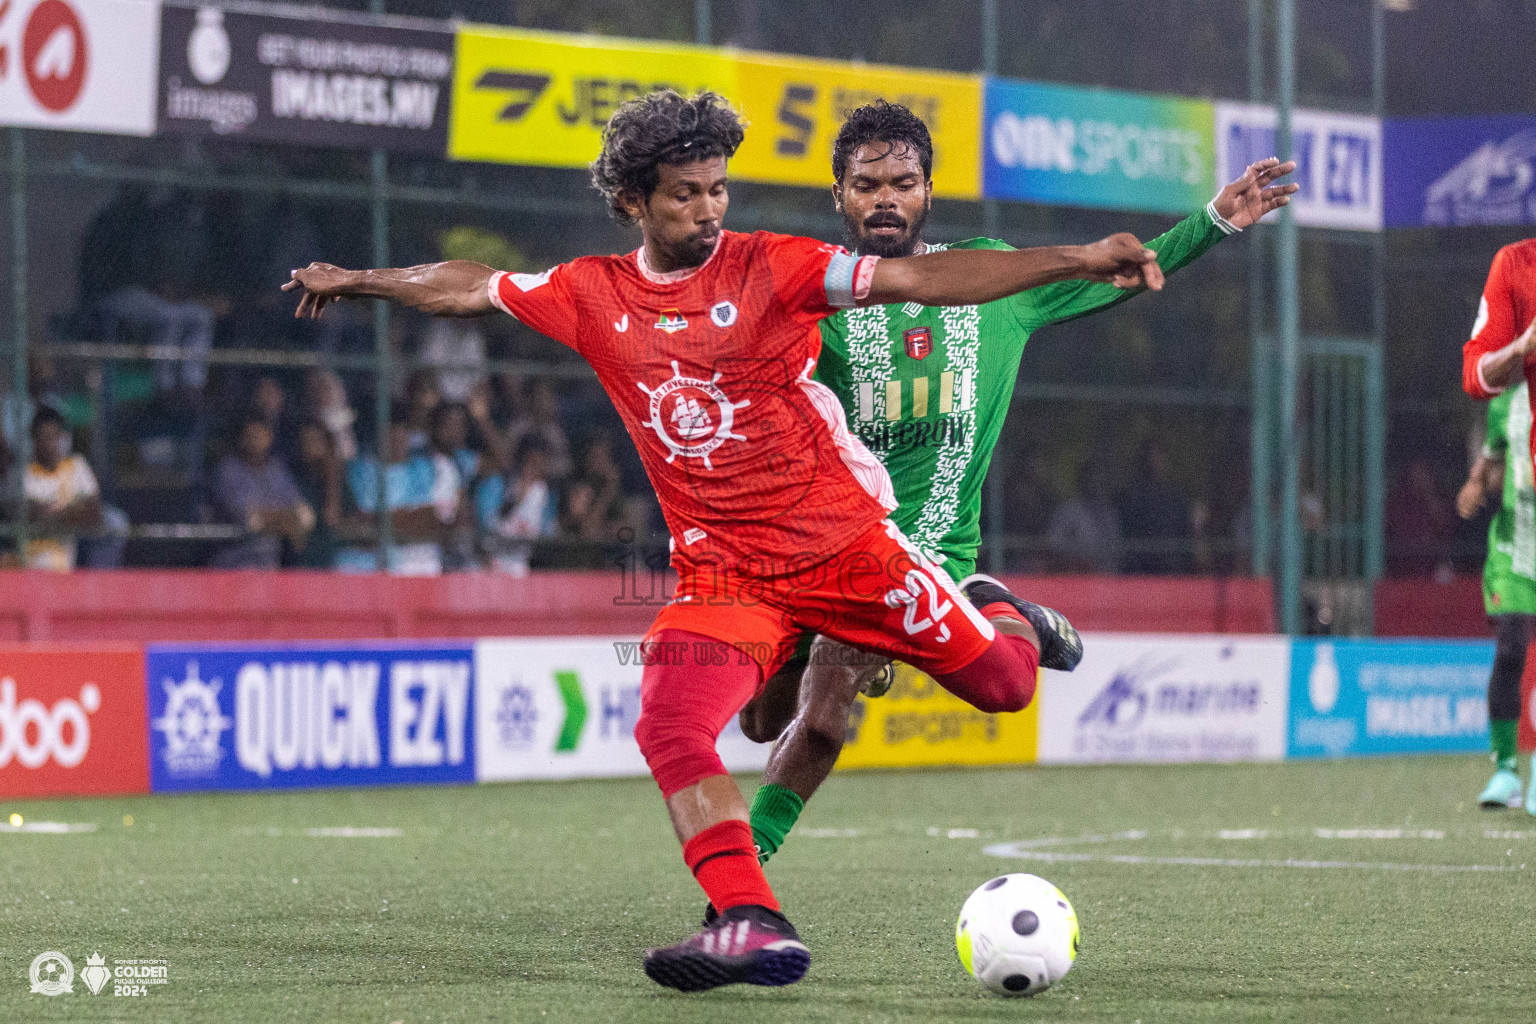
[904,326,933,360]
[81,953,111,995]
[635,361,750,470]
[30,951,74,996]
[653,309,689,334]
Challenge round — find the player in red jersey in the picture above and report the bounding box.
[284,90,1165,992]
[1464,239,1536,431]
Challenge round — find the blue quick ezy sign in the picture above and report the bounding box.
[147,642,475,791]
[1215,103,1382,231]
[1288,639,1494,758]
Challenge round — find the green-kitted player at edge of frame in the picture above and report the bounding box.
[1458,380,1536,814]
[732,101,1299,873]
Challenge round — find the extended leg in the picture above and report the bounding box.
[632,629,810,991]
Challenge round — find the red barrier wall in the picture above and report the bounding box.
[1372,577,1492,638]
[0,570,1276,643]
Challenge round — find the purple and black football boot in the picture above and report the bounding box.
[644,903,810,992]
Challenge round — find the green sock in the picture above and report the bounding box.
[749,783,805,865]
[1492,719,1519,774]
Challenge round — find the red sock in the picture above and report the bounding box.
[684,820,779,913]
[978,600,1027,626]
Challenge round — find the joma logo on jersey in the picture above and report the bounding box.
[904,327,933,360]
[654,309,688,334]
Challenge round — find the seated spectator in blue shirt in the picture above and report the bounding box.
[476,436,558,576]
[210,416,313,568]
[429,401,483,490]
[338,409,461,576]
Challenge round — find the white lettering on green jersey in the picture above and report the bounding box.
[1484,382,1536,614]
[817,209,1227,582]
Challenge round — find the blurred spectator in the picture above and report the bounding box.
[467,380,512,474]
[339,408,461,576]
[1118,439,1193,574]
[483,372,525,433]
[15,407,105,571]
[1048,460,1122,573]
[477,436,559,576]
[1003,452,1059,570]
[402,369,442,454]
[301,368,358,461]
[418,320,486,402]
[561,433,627,544]
[209,417,313,569]
[291,419,349,569]
[429,401,483,488]
[1387,456,1456,579]
[250,376,288,436]
[509,378,572,480]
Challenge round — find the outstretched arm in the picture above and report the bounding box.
[283,261,497,319]
[864,232,1163,307]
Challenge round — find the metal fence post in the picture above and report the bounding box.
[980,0,1008,570]
[1365,0,1387,621]
[695,0,711,44]
[1276,0,1303,634]
[1247,0,1273,580]
[369,1,393,563]
[9,128,29,555]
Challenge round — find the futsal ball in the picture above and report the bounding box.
[955,873,1079,997]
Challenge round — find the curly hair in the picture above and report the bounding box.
[831,100,933,184]
[589,90,746,225]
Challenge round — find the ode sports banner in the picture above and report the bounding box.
[475,637,767,782]
[1216,102,1382,231]
[146,642,476,792]
[835,662,1036,770]
[157,4,453,153]
[983,78,1215,215]
[450,26,735,169]
[731,54,981,199]
[0,0,159,135]
[1036,634,1290,765]
[0,646,148,798]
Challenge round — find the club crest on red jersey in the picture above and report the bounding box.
[636,361,750,470]
[904,326,933,360]
[654,309,689,334]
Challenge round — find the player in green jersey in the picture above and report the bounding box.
[736,102,1298,867]
[1457,382,1536,812]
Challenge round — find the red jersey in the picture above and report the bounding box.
[1464,239,1536,469]
[488,230,895,575]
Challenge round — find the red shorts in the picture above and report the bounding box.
[645,519,996,680]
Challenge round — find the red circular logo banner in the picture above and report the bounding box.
[23,0,88,113]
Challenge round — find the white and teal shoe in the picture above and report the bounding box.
[1478,769,1523,809]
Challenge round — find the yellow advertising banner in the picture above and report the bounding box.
[835,663,1037,770]
[732,54,982,199]
[450,27,737,168]
[450,26,983,199]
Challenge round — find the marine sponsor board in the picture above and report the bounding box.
[0,0,158,135]
[157,4,452,153]
[1215,102,1382,231]
[835,662,1036,770]
[0,647,148,797]
[1037,634,1290,765]
[983,78,1215,215]
[732,54,980,199]
[1383,114,1536,228]
[474,637,767,782]
[450,26,735,170]
[1288,639,1494,758]
[146,642,475,791]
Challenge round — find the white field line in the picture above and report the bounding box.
[304,827,403,838]
[0,821,98,834]
[983,843,1521,873]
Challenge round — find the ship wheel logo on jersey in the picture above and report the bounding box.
[636,361,750,469]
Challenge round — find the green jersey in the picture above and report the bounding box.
[1483,382,1536,615]
[816,208,1230,581]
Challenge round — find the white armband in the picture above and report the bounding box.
[1206,199,1241,236]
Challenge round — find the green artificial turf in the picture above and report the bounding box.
[3,755,1535,1022]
